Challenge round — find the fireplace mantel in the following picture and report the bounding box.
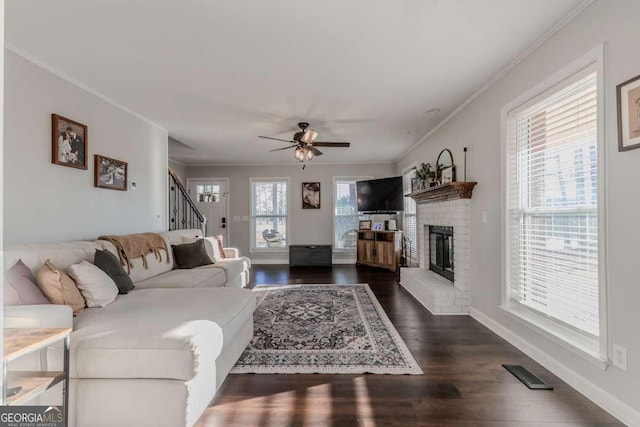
[406,182,477,204]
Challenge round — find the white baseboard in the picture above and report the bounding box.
[251,259,288,265]
[251,256,356,265]
[332,258,356,264]
[469,307,640,427]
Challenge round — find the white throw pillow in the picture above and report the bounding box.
[181,236,221,261]
[68,260,119,307]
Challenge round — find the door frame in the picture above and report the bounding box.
[186,177,231,243]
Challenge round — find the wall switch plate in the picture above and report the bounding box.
[482,211,488,223]
[130,181,137,190]
[241,215,249,222]
[613,344,628,371]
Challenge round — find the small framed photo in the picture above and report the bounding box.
[95,155,128,191]
[617,73,640,151]
[302,182,320,209]
[359,220,372,230]
[52,114,88,169]
[440,166,455,184]
[372,222,384,231]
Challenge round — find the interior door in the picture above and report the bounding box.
[188,179,228,240]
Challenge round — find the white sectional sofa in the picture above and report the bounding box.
[3,229,255,427]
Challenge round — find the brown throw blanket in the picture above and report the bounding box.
[98,233,169,273]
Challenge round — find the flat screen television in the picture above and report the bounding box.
[356,176,404,213]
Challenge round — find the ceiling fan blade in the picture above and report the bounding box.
[312,142,351,147]
[300,129,319,143]
[258,136,295,143]
[269,145,298,152]
[311,146,323,156]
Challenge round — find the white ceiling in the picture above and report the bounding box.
[6,0,584,165]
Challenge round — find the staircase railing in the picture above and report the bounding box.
[168,168,207,235]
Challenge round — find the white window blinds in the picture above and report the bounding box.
[334,178,369,249]
[403,170,417,263]
[251,179,288,250]
[506,67,599,337]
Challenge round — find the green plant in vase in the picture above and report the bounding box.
[415,163,435,188]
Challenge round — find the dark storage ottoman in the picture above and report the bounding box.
[289,245,332,267]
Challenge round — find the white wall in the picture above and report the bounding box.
[186,162,396,262]
[3,50,168,244]
[168,160,187,185]
[396,0,640,422]
[1,0,6,375]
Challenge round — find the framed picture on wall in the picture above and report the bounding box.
[52,114,88,169]
[302,182,320,209]
[95,155,128,191]
[617,73,640,151]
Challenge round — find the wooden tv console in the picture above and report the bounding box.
[356,230,402,272]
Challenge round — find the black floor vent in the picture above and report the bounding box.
[503,364,553,390]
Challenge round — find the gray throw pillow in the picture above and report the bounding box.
[4,259,50,305]
[171,240,214,269]
[94,249,135,294]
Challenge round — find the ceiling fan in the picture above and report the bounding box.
[258,122,350,162]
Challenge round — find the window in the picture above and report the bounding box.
[333,177,370,249]
[504,57,604,359]
[403,168,417,265]
[251,178,288,250]
[196,184,220,203]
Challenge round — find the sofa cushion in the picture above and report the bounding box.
[213,235,227,259]
[197,257,250,283]
[172,240,214,269]
[36,260,86,315]
[4,259,50,306]
[93,249,135,294]
[67,288,256,381]
[97,240,173,284]
[181,236,222,261]
[133,267,227,289]
[5,241,102,276]
[68,260,119,308]
[95,229,205,283]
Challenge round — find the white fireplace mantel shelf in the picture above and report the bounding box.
[406,182,477,204]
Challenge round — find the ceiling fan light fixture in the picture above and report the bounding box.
[300,129,319,143]
[295,147,305,161]
[306,147,314,160]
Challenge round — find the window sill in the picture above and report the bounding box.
[500,304,609,370]
[250,248,288,254]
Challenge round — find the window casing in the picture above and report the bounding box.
[503,50,606,363]
[250,178,289,251]
[333,177,371,250]
[402,169,417,265]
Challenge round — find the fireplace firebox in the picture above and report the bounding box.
[429,226,454,281]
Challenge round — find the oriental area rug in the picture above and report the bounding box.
[231,284,423,375]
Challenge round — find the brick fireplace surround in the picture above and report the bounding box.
[400,192,472,315]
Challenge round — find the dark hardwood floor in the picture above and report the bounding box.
[196,265,622,426]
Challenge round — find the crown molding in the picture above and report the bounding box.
[5,44,167,132]
[394,0,595,163]
[184,160,396,168]
[168,158,187,167]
